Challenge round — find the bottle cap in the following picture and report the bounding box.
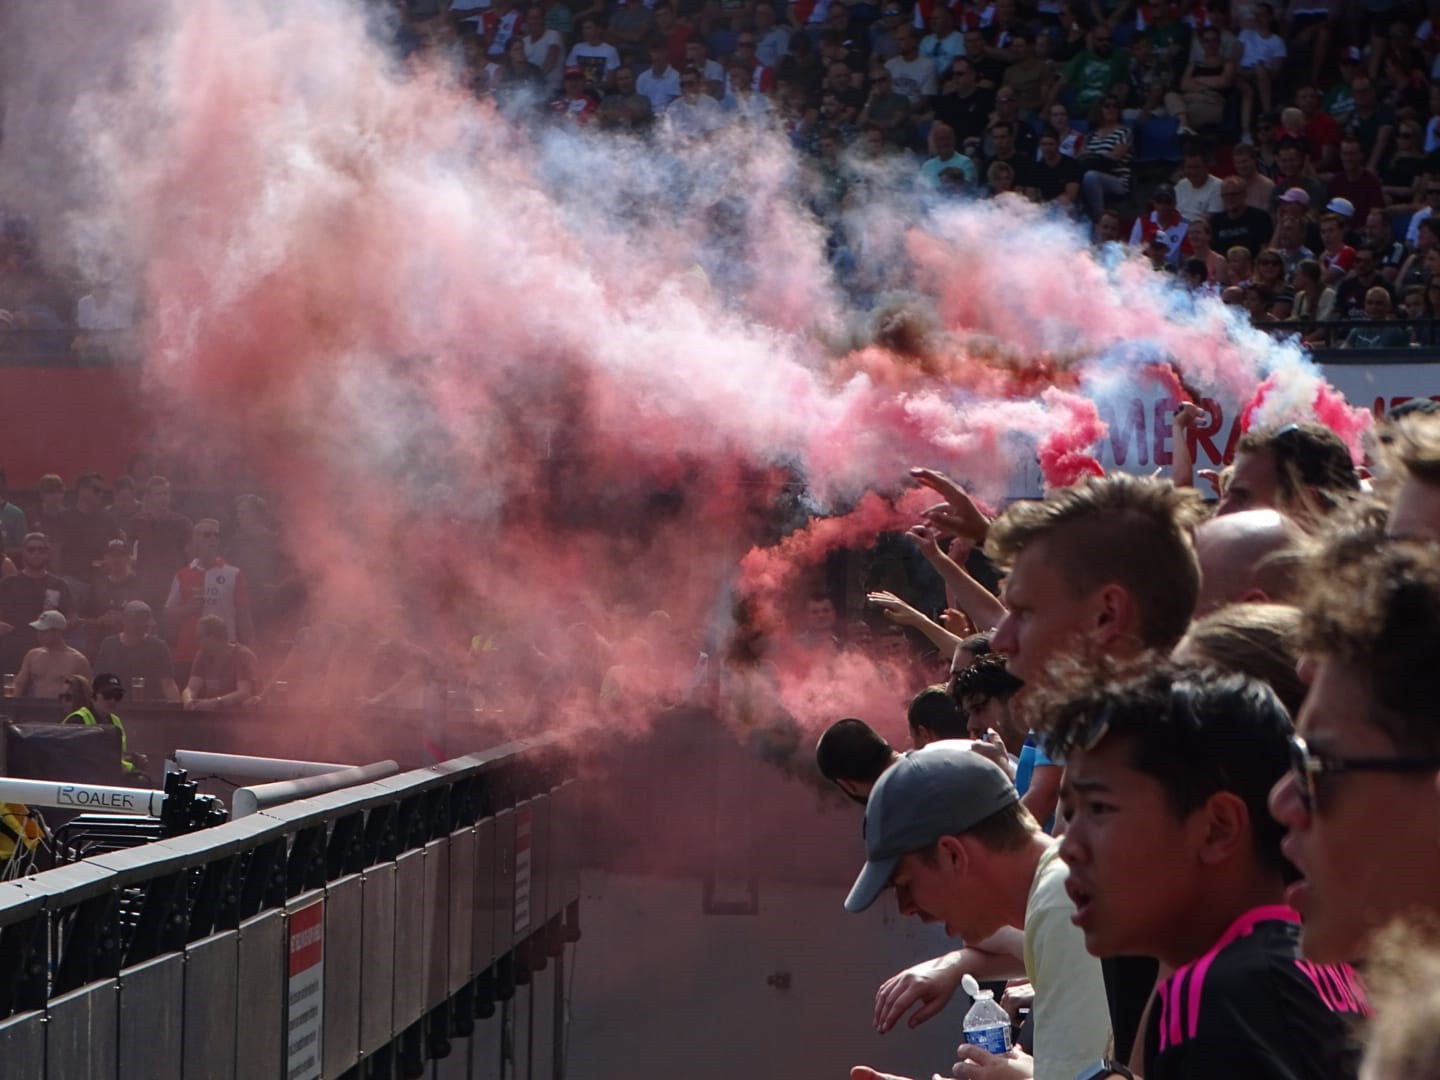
[961,973,981,998]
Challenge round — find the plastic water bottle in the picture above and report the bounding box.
[960,973,1012,1055]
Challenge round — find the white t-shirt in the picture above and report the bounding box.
[565,41,621,85]
[885,53,938,103]
[524,29,564,90]
[1176,174,1224,222]
[1024,844,1114,1080]
[1238,28,1286,69]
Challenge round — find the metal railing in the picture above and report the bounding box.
[0,735,581,1078]
[1252,317,1440,351]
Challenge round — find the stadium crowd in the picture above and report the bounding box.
[806,405,1440,1080]
[9,0,1440,357]
[422,0,1440,340]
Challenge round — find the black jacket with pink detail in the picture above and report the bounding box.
[1144,905,1368,1080]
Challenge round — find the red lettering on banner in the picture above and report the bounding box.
[289,902,324,977]
[1153,400,1174,466]
[1099,398,1149,468]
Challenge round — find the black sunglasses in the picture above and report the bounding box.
[1288,734,1440,814]
[100,690,125,701]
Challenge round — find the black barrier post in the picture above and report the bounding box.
[0,906,45,1019]
[475,966,498,1019]
[452,979,477,1037]
[364,800,400,865]
[189,851,241,937]
[53,889,124,993]
[426,1000,452,1060]
[328,809,366,879]
[123,868,188,963]
[398,1019,425,1078]
[553,945,567,1080]
[286,822,328,897]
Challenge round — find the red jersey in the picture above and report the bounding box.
[165,558,251,663]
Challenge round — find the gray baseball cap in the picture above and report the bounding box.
[844,744,1019,913]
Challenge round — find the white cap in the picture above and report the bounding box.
[29,610,66,632]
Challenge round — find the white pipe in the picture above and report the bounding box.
[170,750,347,782]
[232,760,399,819]
[0,776,165,817]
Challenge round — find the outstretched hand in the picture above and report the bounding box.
[910,468,991,543]
[867,590,922,627]
[874,952,967,1034]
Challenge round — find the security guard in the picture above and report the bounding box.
[61,673,140,776]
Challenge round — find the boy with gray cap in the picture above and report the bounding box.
[848,744,1112,1080]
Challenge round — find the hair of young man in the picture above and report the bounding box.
[914,799,1040,861]
[22,532,48,548]
[37,473,64,495]
[1039,660,1295,880]
[1236,423,1360,504]
[907,684,968,740]
[950,652,1023,709]
[1392,412,1440,487]
[1298,522,1440,755]
[1178,603,1306,717]
[815,717,894,784]
[1362,919,1440,1079]
[957,631,993,657]
[985,473,1207,650]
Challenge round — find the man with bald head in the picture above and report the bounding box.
[1193,509,1304,615]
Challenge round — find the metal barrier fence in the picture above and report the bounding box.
[0,735,582,1079]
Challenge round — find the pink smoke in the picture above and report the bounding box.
[0,0,1378,753]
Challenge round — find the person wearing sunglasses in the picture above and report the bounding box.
[1049,663,1369,1080]
[1269,532,1440,967]
[59,672,141,777]
[0,531,74,680]
[1215,422,1359,521]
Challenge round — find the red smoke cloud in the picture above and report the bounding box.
[0,0,1373,745]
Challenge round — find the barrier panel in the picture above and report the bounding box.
[0,735,580,1078]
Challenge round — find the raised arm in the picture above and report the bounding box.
[866,590,964,655]
[909,526,1009,632]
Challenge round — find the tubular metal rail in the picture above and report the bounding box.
[0,736,582,1079]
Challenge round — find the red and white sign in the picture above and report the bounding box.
[514,807,533,936]
[1057,361,1440,491]
[287,899,324,1080]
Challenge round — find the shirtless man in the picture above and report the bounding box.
[14,611,91,700]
